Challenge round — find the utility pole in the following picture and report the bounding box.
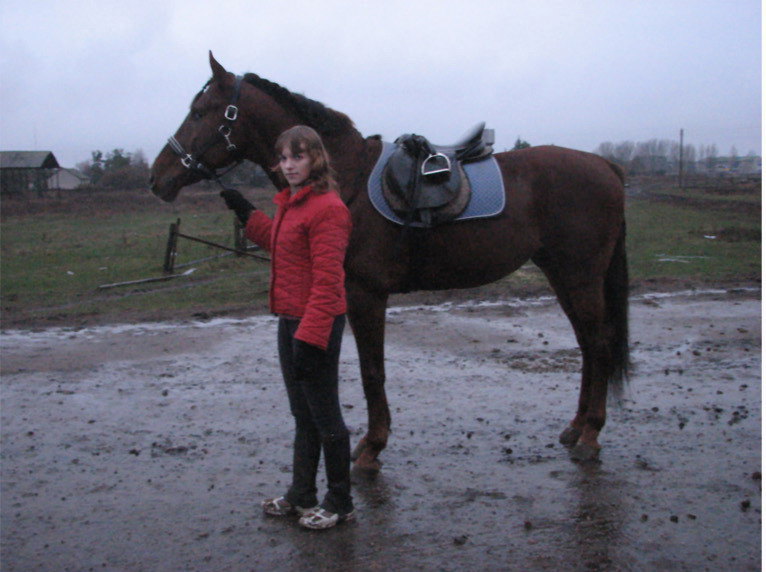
[678,128,684,188]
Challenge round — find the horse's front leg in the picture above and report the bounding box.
[346,282,390,474]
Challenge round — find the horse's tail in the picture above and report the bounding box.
[605,219,630,392]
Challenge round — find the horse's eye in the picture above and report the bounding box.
[191,111,203,120]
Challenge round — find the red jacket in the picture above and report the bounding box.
[245,184,352,350]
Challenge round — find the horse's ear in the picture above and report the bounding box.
[209,51,228,83]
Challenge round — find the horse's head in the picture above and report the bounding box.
[151,52,365,203]
[150,52,277,202]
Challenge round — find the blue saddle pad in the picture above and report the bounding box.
[368,141,506,227]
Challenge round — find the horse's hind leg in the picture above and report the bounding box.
[534,255,615,461]
[568,303,614,461]
[346,283,391,474]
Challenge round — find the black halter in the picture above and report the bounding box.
[167,75,244,182]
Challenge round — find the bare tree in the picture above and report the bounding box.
[614,141,636,165]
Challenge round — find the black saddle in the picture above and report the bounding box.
[382,122,494,227]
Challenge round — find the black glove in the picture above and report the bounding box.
[220,189,255,225]
[294,339,327,379]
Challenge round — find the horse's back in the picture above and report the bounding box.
[497,145,624,189]
[491,145,626,275]
[496,145,625,220]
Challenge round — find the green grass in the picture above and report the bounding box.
[657,188,761,204]
[625,189,760,282]
[1,195,272,326]
[0,181,760,328]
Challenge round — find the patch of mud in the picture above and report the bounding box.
[1,289,761,571]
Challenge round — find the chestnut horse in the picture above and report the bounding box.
[150,53,629,468]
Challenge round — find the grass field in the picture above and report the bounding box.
[0,178,760,328]
[625,183,760,281]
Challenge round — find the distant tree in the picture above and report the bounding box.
[595,137,738,176]
[596,142,615,159]
[613,141,636,165]
[705,144,719,171]
[632,140,671,175]
[682,144,697,173]
[81,150,104,184]
[513,138,531,150]
[103,149,131,172]
[131,149,148,169]
[80,148,151,189]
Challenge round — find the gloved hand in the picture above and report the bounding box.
[220,189,255,225]
[294,339,327,379]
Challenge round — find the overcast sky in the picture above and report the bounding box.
[0,0,761,168]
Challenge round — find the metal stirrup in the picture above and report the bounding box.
[421,152,451,176]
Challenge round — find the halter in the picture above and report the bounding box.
[167,75,244,183]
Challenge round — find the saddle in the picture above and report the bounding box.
[382,122,495,227]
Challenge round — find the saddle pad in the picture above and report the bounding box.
[368,141,506,227]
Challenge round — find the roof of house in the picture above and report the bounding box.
[61,168,90,181]
[49,168,90,182]
[0,151,60,169]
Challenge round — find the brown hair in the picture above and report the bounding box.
[272,125,338,193]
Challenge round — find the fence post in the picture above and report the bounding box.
[163,218,180,274]
[233,217,246,255]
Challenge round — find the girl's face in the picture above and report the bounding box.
[279,145,312,190]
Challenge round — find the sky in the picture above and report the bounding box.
[0,0,761,168]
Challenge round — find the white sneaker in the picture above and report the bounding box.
[261,496,315,517]
[298,507,356,530]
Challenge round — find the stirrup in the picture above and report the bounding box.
[261,496,314,517]
[298,507,356,530]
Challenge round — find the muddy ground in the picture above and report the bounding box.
[0,287,761,571]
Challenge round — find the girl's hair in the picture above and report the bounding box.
[272,125,338,193]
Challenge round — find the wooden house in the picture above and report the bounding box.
[0,151,61,196]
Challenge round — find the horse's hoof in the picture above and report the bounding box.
[559,426,582,447]
[570,442,601,462]
[352,456,382,477]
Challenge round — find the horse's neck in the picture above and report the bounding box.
[242,113,380,197]
[325,134,379,201]
[244,122,374,199]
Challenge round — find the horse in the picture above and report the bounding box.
[150,52,629,469]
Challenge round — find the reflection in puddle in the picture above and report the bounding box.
[567,463,628,570]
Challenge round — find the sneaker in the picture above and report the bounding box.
[298,507,356,530]
[261,496,315,517]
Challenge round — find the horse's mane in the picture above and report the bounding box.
[242,73,357,137]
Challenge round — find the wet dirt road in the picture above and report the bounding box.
[1,288,761,571]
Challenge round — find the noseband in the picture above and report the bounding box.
[167,75,244,181]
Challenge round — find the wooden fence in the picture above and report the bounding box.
[163,217,269,274]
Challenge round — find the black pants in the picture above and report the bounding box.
[278,315,353,515]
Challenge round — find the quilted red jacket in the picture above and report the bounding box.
[245,184,352,350]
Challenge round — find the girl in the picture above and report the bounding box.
[220,125,354,530]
